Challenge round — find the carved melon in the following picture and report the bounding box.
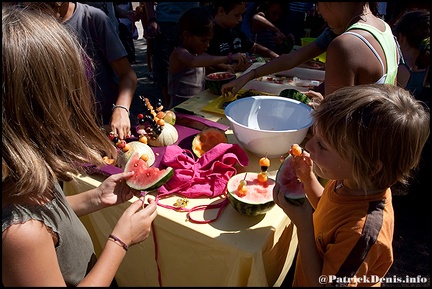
[147,123,179,147]
[192,127,228,158]
[227,172,275,216]
[117,141,155,168]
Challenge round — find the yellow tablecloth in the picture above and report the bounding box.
[63,89,298,286]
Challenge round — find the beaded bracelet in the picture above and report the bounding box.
[108,234,128,251]
[112,104,130,116]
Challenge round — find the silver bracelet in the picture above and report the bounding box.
[112,104,130,115]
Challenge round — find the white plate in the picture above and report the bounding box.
[241,63,324,95]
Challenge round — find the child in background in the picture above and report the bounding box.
[144,2,201,108]
[207,1,279,73]
[273,84,430,286]
[250,1,294,55]
[393,9,430,202]
[394,9,430,102]
[168,6,247,108]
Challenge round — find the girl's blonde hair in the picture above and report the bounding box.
[313,84,430,190]
[2,5,116,197]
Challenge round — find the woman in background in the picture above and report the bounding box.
[222,2,399,103]
[394,9,430,103]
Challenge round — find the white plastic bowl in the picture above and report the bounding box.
[225,96,314,158]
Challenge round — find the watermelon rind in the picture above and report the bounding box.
[279,88,311,105]
[124,151,174,191]
[275,155,306,206]
[227,172,275,216]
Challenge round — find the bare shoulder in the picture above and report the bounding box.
[326,34,359,67]
[2,220,63,286]
[327,32,376,63]
[3,219,54,250]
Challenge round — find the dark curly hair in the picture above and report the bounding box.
[394,9,430,69]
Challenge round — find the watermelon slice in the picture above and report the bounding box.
[275,155,306,206]
[279,88,311,105]
[124,151,174,191]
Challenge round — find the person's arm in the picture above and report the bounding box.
[272,185,324,286]
[396,64,410,88]
[3,197,157,286]
[170,48,247,73]
[250,42,279,59]
[251,12,286,42]
[114,3,136,21]
[221,42,324,96]
[66,171,138,216]
[289,150,324,209]
[79,198,157,286]
[109,56,137,140]
[294,211,325,287]
[144,2,159,37]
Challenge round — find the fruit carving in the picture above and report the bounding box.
[257,154,270,183]
[135,96,178,147]
[236,173,248,197]
[117,141,155,168]
[226,172,275,216]
[225,153,279,216]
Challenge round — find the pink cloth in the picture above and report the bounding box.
[158,143,249,198]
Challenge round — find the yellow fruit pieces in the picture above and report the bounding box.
[257,171,268,183]
[257,154,270,183]
[237,174,248,196]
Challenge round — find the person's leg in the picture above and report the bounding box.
[119,22,136,64]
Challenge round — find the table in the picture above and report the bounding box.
[64,89,298,286]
